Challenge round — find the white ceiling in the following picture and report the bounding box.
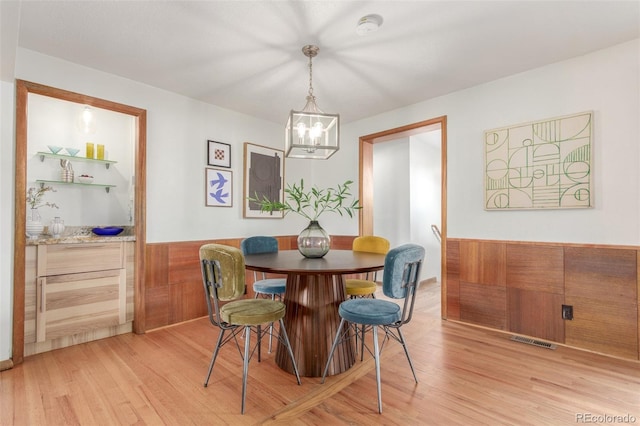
[6,1,639,124]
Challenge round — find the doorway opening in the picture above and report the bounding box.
[358,116,447,318]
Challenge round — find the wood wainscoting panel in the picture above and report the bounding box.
[506,244,564,293]
[459,281,506,329]
[565,247,638,360]
[445,240,460,320]
[459,240,506,286]
[507,288,565,342]
[143,235,356,331]
[506,244,564,342]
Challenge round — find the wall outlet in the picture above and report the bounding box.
[562,304,573,320]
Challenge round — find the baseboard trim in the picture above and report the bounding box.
[0,358,14,371]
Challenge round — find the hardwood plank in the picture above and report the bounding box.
[2,282,639,425]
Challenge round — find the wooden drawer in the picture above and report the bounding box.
[37,269,126,342]
[37,242,124,276]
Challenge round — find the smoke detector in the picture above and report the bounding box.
[356,14,383,36]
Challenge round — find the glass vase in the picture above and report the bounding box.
[297,220,331,258]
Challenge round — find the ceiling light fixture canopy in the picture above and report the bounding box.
[285,45,339,160]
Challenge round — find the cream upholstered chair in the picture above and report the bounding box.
[240,236,287,353]
[345,236,390,298]
[323,243,425,414]
[199,244,300,414]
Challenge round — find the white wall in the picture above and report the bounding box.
[2,39,638,361]
[410,131,441,282]
[26,93,135,227]
[344,39,640,246]
[373,137,411,247]
[0,80,16,363]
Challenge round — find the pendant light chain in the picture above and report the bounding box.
[307,51,314,97]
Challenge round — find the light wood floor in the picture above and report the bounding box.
[2,282,639,425]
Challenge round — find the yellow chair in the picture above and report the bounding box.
[345,236,390,298]
[199,244,301,414]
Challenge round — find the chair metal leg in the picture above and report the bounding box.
[278,319,301,385]
[397,327,418,383]
[360,324,366,362]
[268,294,275,353]
[257,324,262,362]
[321,318,346,383]
[241,325,251,414]
[372,325,382,414]
[204,329,226,387]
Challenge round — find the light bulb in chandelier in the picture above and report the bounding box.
[296,123,307,140]
[310,122,324,140]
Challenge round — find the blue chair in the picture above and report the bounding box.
[199,244,301,414]
[322,243,425,414]
[240,236,287,352]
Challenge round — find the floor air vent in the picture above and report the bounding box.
[510,335,557,350]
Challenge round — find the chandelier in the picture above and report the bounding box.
[285,45,339,159]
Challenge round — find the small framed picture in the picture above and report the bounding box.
[205,168,233,207]
[207,140,231,168]
[243,142,284,218]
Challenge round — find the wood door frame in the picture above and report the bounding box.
[358,115,448,318]
[12,80,147,364]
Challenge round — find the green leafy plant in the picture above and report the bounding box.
[249,179,361,222]
[26,186,59,209]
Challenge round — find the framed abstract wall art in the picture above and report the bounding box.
[207,140,231,168]
[243,142,284,218]
[484,111,593,210]
[205,168,232,207]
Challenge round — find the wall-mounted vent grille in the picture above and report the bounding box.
[510,335,557,350]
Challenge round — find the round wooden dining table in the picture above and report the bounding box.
[244,249,386,377]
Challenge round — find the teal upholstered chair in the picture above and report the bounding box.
[322,243,425,414]
[199,243,300,414]
[240,236,287,352]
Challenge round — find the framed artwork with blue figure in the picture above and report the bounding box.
[206,168,233,207]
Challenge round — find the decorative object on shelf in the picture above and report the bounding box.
[60,159,74,182]
[65,147,80,156]
[92,226,124,236]
[86,142,94,159]
[207,140,231,168]
[77,174,94,184]
[49,217,65,238]
[243,142,284,218]
[248,179,360,258]
[26,185,58,239]
[205,168,233,207]
[26,209,44,239]
[285,45,339,160]
[97,144,105,160]
[47,145,62,154]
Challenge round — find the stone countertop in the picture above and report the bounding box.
[26,226,136,245]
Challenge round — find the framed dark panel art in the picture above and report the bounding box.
[243,142,284,218]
